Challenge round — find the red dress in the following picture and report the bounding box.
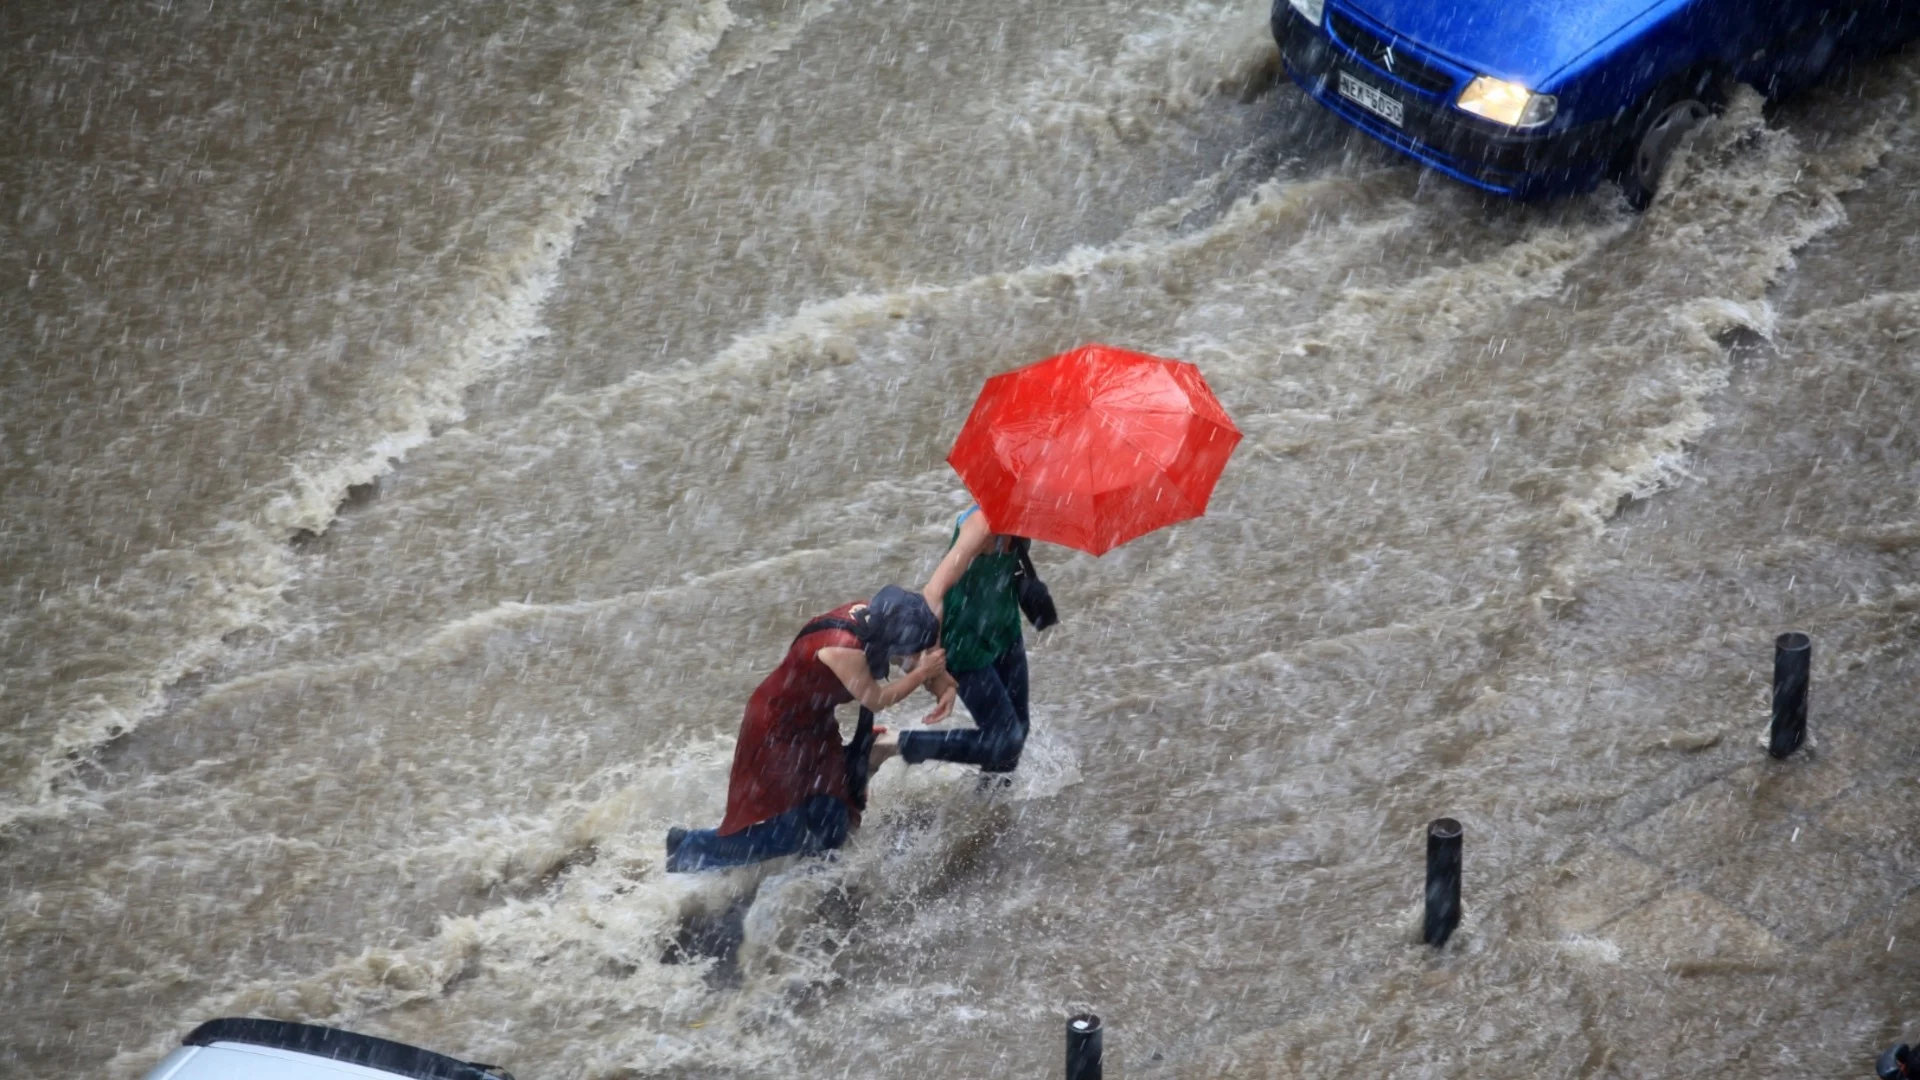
[719,603,863,835]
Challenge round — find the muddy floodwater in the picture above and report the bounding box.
[4,1,1919,1076]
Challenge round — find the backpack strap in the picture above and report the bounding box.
[844,704,877,812]
[1013,537,1040,583]
[793,615,861,644]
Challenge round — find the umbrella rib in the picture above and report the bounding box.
[1095,417,1186,494]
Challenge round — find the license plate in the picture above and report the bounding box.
[1338,70,1403,127]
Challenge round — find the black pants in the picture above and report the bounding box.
[899,636,1029,773]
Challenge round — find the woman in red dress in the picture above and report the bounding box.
[666,586,945,872]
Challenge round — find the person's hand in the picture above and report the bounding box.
[915,646,947,683]
[921,684,957,725]
[868,728,900,770]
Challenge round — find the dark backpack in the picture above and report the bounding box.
[1012,539,1059,631]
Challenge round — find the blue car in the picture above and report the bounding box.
[1273,0,1919,204]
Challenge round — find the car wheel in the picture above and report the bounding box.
[1622,98,1712,210]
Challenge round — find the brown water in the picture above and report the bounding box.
[4,1,1918,1076]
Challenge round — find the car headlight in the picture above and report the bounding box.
[1288,0,1325,27]
[1456,76,1557,127]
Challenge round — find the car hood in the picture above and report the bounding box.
[1338,0,1667,87]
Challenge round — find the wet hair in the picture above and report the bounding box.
[855,585,939,678]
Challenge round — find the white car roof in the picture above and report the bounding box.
[147,1044,435,1080]
[141,1019,509,1080]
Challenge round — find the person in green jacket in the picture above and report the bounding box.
[894,504,1031,774]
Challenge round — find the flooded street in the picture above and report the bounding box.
[3,0,1918,1076]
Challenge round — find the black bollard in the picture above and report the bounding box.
[1878,1043,1912,1080]
[1066,1014,1103,1080]
[1424,818,1463,947]
[1769,632,1811,759]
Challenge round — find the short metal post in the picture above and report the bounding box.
[1769,632,1811,759]
[1066,1014,1102,1080]
[1423,818,1463,947]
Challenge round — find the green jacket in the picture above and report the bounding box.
[940,506,1022,673]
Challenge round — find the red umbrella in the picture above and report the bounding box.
[947,344,1241,556]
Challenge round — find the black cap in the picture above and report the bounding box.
[859,585,939,677]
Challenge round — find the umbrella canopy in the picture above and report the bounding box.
[947,344,1241,556]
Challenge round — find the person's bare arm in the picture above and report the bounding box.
[817,646,948,712]
[920,672,958,725]
[923,511,993,619]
